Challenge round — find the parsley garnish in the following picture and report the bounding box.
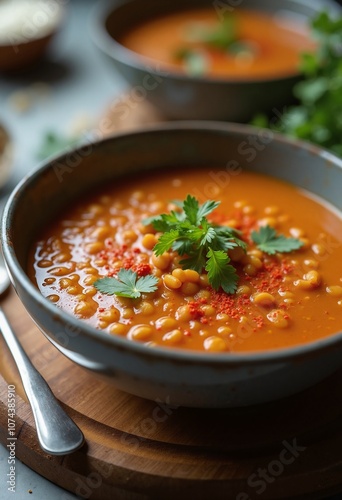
[251,226,304,255]
[144,195,247,294]
[205,249,238,294]
[174,48,209,76]
[174,14,256,76]
[94,200,304,298]
[185,14,238,50]
[94,269,158,298]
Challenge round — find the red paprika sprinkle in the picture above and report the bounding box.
[188,299,207,320]
[133,263,152,277]
[189,306,204,320]
[123,256,134,269]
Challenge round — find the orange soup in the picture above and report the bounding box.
[119,8,315,79]
[29,169,342,353]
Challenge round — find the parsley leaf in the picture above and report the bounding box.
[154,229,182,256]
[145,195,245,293]
[183,195,201,224]
[94,269,158,299]
[174,14,257,76]
[174,48,209,76]
[185,14,238,50]
[251,226,304,255]
[205,249,239,293]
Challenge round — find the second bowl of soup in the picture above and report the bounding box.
[91,0,340,121]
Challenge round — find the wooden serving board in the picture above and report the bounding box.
[1,100,342,500]
[1,287,342,500]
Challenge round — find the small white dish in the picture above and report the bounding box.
[0,0,64,72]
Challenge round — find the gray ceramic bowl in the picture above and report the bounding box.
[2,122,342,408]
[90,0,340,122]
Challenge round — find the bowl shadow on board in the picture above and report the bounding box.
[90,0,342,122]
[1,121,342,409]
[158,365,342,453]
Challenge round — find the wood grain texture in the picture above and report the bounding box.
[1,101,342,499]
[1,287,342,499]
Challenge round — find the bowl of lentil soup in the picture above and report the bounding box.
[2,122,342,408]
[90,0,341,121]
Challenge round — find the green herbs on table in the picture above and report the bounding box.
[252,11,342,157]
[37,131,81,160]
[174,13,255,76]
[94,195,303,298]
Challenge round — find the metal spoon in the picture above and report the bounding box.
[0,254,84,455]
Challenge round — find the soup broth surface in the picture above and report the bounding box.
[29,168,342,353]
[119,8,314,79]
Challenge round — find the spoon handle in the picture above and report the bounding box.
[0,307,84,455]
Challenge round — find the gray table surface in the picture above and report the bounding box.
[0,1,126,498]
[1,1,342,499]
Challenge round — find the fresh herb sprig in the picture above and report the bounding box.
[174,48,209,76]
[94,269,158,299]
[94,197,304,298]
[251,226,304,255]
[175,14,254,76]
[252,11,342,157]
[37,131,80,160]
[144,195,247,294]
[186,14,238,50]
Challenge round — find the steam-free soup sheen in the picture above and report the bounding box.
[119,8,314,79]
[29,169,342,353]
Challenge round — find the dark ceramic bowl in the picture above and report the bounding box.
[2,122,342,408]
[90,0,340,121]
[0,35,54,72]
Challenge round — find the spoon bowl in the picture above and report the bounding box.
[0,266,10,296]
